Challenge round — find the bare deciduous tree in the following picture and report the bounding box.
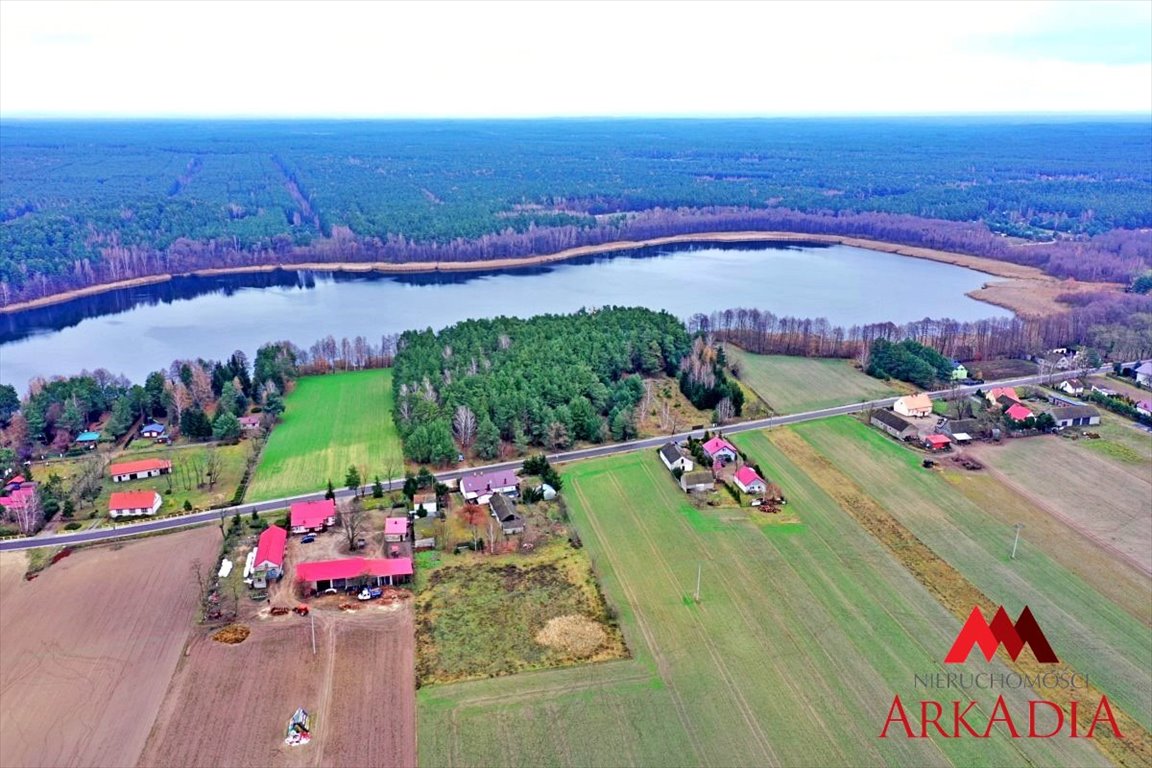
[453,405,477,448]
[204,446,222,490]
[340,496,368,552]
[9,489,43,534]
[715,396,734,424]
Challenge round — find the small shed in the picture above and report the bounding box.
[490,493,525,535]
[384,517,409,543]
[75,431,101,448]
[680,470,715,493]
[536,483,558,501]
[923,434,951,452]
[412,492,438,516]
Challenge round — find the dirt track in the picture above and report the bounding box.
[139,603,416,768]
[0,528,218,768]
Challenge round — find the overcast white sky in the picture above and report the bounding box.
[1,0,1149,117]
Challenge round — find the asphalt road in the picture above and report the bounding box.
[0,366,1115,552]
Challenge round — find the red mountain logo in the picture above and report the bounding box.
[945,606,1059,664]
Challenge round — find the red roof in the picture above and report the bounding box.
[1005,403,1033,421]
[1,485,36,511]
[733,466,764,487]
[989,387,1018,402]
[255,525,287,568]
[924,434,951,447]
[385,517,408,536]
[109,490,160,510]
[702,437,737,456]
[109,458,171,476]
[7,475,25,485]
[295,557,413,583]
[291,499,336,529]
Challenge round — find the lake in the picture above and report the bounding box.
[0,242,1008,388]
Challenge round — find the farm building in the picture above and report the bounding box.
[1136,361,1152,386]
[238,415,263,432]
[384,517,409,543]
[1050,405,1101,428]
[1005,403,1034,422]
[871,409,917,441]
[109,490,162,518]
[296,556,413,592]
[701,437,738,464]
[658,442,694,473]
[290,499,337,534]
[1091,384,1118,397]
[535,483,558,501]
[680,470,715,493]
[923,434,951,452]
[732,466,767,494]
[937,418,979,441]
[1056,379,1085,396]
[893,394,933,418]
[412,492,438,516]
[460,469,519,505]
[252,525,287,588]
[490,493,525,535]
[75,431,101,449]
[110,458,172,483]
[985,387,1019,405]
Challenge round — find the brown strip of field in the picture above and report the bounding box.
[769,429,1152,768]
[1,230,1104,315]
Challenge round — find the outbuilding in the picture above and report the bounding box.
[296,557,413,593]
[75,431,101,449]
[1050,405,1101,428]
[412,492,438,516]
[680,470,715,493]
[384,517,409,543]
[109,490,162,519]
[110,458,172,483]
[871,409,917,441]
[923,434,951,452]
[490,493,525,535]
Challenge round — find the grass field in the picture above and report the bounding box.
[725,346,902,413]
[246,370,402,501]
[415,539,626,685]
[790,418,1152,736]
[418,448,1107,767]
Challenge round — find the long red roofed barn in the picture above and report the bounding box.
[109,458,172,483]
[109,490,162,518]
[296,557,413,593]
[460,469,519,505]
[290,499,336,534]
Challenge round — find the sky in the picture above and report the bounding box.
[1,0,1150,118]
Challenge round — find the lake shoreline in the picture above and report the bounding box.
[0,231,1096,316]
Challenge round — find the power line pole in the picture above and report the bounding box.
[1011,523,1024,560]
[311,612,317,655]
[694,563,702,603]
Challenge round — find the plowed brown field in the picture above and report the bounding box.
[139,603,415,768]
[0,528,218,768]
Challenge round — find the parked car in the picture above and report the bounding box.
[301,534,316,544]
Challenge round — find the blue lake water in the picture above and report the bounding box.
[0,242,1007,388]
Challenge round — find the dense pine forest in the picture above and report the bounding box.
[3,118,1151,305]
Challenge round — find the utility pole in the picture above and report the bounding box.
[1011,523,1024,560]
[694,563,702,603]
[311,612,317,655]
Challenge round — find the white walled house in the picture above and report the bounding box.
[108,490,162,519]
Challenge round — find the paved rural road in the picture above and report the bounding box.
[0,366,1118,552]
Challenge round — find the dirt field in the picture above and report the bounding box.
[140,604,415,768]
[0,528,219,768]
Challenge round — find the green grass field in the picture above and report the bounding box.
[725,346,902,414]
[790,418,1152,733]
[418,447,1106,767]
[245,370,402,501]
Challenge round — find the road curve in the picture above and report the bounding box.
[0,366,1113,552]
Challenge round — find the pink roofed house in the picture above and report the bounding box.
[384,517,409,543]
[1005,403,1034,422]
[252,525,287,587]
[1,483,37,514]
[701,436,738,464]
[290,499,337,534]
[732,466,767,494]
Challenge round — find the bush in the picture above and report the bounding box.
[183,500,193,512]
[64,521,82,530]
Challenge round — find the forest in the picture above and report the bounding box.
[2,118,1150,305]
[390,308,714,462]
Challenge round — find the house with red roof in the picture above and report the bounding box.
[5,474,26,491]
[238,415,263,432]
[384,517,409,543]
[732,466,767,494]
[923,434,951,452]
[290,499,337,534]
[1,483,37,514]
[296,557,413,592]
[110,458,172,483]
[109,490,162,518]
[1005,403,1034,422]
[460,469,520,505]
[701,436,738,464]
[252,525,287,588]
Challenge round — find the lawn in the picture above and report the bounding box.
[790,417,1152,737]
[414,539,626,685]
[418,448,1106,767]
[246,370,402,501]
[724,346,902,414]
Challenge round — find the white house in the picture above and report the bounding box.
[732,466,767,494]
[658,443,694,473]
[108,490,162,519]
[460,469,519,505]
[1136,362,1152,387]
[701,437,738,465]
[893,393,933,418]
[412,492,438,516]
[1056,379,1085,396]
[252,525,287,588]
